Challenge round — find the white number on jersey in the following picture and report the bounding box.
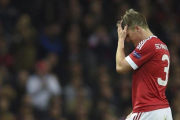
[157,54,170,86]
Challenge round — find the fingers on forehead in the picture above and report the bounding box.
[117,21,120,27]
[117,20,123,28]
[124,25,128,30]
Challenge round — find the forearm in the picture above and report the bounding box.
[116,39,126,70]
[116,22,131,73]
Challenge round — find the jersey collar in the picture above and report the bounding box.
[135,35,157,47]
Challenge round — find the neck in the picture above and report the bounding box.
[143,29,154,39]
[134,28,153,46]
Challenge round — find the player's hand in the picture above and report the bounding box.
[117,20,128,40]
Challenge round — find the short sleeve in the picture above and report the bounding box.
[125,40,155,70]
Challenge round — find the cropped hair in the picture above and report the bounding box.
[118,9,149,30]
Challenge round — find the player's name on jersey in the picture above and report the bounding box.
[155,44,168,50]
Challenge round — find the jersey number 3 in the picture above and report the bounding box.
[157,54,170,86]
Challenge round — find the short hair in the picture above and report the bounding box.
[118,9,148,30]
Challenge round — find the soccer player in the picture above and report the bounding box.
[116,9,173,120]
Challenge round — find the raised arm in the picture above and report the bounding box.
[116,21,132,74]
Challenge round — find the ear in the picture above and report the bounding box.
[135,25,141,34]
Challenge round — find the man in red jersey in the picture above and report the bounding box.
[116,9,173,120]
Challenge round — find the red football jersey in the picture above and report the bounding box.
[125,35,170,113]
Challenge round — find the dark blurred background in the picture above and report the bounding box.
[0,0,180,120]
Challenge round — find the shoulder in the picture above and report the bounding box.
[47,74,59,82]
[28,75,38,81]
[27,75,40,86]
[136,36,157,51]
[48,74,58,79]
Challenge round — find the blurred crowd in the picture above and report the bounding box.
[0,0,180,120]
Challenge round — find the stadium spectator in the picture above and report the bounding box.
[26,60,62,119]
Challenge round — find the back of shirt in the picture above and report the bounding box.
[125,36,170,113]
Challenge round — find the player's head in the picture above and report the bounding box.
[119,9,149,45]
[121,9,148,30]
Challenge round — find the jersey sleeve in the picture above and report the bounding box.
[125,40,155,70]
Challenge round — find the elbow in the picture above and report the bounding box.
[116,66,127,74]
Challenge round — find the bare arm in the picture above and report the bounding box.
[116,21,132,74]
